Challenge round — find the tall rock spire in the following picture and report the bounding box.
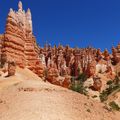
[18,1,23,11]
[8,8,14,16]
[26,8,33,33]
[26,8,31,18]
[2,1,44,77]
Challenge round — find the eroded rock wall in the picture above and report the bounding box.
[1,1,44,77]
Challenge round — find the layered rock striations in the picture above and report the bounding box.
[39,44,120,88]
[1,1,120,90]
[1,1,44,77]
[0,35,4,66]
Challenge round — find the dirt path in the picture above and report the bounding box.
[0,79,119,120]
[0,68,119,120]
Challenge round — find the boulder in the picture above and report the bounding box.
[8,61,16,76]
[62,76,71,88]
[93,76,102,91]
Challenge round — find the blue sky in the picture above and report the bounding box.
[0,0,120,51]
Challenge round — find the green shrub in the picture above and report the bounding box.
[100,90,108,102]
[77,73,87,82]
[70,82,88,95]
[114,75,120,85]
[92,95,98,98]
[70,72,88,95]
[100,82,120,102]
[109,101,120,111]
[107,80,113,85]
[100,75,120,102]
[71,76,75,83]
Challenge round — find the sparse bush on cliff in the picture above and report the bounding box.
[100,84,120,102]
[114,75,120,85]
[106,80,113,85]
[71,82,88,95]
[109,101,120,111]
[70,73,88,95]
[77,73,88,82]
[100,76,120,102]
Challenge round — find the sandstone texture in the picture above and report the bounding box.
[8,61,16,76]
[40,45,119,88]
[1,1,44,77]
[0,68,119,120]
[0,1,120,90]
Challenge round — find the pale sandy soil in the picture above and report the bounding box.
[0,67,120,120]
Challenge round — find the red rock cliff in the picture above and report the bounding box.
[1,1,44,77]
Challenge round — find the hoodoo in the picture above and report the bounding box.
[0,1,120,90]
[1,1,44,77]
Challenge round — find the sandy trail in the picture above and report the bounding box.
[0,68,120,120]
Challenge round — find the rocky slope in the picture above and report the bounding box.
[0,1,120,119]
[0,67,119,120]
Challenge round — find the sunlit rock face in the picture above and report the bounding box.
[0,35,4,65]
[1,1,44,77]
[111,46,120,65]
[93,76,102,91]
[40,44,120,89]
[8,61,16,77]
[1,1,120,90]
